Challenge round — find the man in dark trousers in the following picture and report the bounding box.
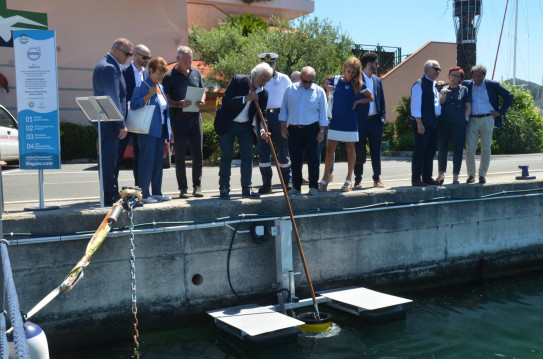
[92,38,132,205]
[410,59,442,186]
[119,44,151,186]
[463,65,514,184]
[214,62,273,200]
[256,53,292,194]
[354,52,386,189]
[163,46,206,198]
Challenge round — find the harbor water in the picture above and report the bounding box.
[53,270,543,358]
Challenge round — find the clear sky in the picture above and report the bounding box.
[311,0,543,84]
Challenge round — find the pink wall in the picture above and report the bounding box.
[1,0,189,124]
[381,42,458,123]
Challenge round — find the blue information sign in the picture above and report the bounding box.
[13,30,61,170]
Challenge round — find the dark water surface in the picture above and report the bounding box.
[53,270,543,358]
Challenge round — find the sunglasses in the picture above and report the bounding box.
[301,79,314,84]
[116,46,133,57]
[433,67,442,72]
[137,53,151,60]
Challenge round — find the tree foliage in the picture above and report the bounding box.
[492,83,543,154]
[225,13,269,36]
[189,16,354,89]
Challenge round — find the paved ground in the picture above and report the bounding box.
[0,153,541,213]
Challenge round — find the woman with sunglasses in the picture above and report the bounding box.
[436,66,471,184]
[319,57,373,192]
[130,57,172,204]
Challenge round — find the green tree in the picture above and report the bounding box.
[226,13,269,36]
[189,15,354,89]
[492,83,543,154]
[392,95,414,151]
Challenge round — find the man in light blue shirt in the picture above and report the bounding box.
[279,66,328,195]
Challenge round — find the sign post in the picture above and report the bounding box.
[13,30,60,211]
[75,96,123,208]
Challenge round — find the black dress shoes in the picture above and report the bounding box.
[412,180,427,186]
[466,176,475,184]
[479,176,486,184]
[258,184,272,194]
[242,188,260,199]
[423,179,440,185]
[219,188,230,200]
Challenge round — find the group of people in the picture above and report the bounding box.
[93,38,206,204]
[92,38,514,205]
[214,52,386,199]
[410,60,513,186]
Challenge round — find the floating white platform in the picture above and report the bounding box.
[318,286,412,314]
[207,304,304,338]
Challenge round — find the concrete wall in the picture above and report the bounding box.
[381,42,457,123]
[2,181,543,344]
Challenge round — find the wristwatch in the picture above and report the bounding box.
[319,130,325,134]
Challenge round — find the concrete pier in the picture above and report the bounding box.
[2,180,543,345]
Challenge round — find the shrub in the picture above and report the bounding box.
[492,83,543,154]
[202,121,221,164]
[382,121,395,150]
[60,122,97,161]
[392,95,414,151]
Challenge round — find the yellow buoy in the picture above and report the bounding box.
[297,312,332,333]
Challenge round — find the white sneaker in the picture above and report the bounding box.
[307,187,318,196]
[142,196,158,204]
[152,194,171,202]
[288,188,301,196]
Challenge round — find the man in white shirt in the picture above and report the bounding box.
[119,44,151,186]
[410,59,442,186]
[354,52,386,189]
[279,66,328,195]
[257,53,293,194]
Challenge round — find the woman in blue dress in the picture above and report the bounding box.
[319,57,374,192]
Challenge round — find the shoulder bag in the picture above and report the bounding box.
[126,82,155,134]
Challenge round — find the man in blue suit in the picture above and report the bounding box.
[92,38,132,205]
[119,44,151,187]
[354,52,386,188]
[462,65,514,184]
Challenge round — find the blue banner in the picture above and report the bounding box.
[13,30,60,170]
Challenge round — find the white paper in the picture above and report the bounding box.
[184,86,205,113]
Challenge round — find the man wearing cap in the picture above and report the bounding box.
[256,52,292,194]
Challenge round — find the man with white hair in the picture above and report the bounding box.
[163,46,206,198]
[280,66,328,196]
[410,59,442,186]
[214,63,273,199]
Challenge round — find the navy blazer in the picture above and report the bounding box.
[356,75,386,123]
[92,53,127,130]
[214,74,268,137]
[130,78,172,140]
[122,63,149,103]
[462,78,514,127]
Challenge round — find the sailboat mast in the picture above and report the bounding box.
[513,0,518,86]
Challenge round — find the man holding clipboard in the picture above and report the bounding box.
[163,46,206,198]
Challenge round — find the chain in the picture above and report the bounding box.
[127,201,140,358]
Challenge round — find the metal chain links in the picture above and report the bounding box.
[127,201,140,358]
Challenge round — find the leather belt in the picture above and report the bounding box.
[367,114,380,120]
[289,122,318,128]
[267,108,280,113]
[470,113,492,118]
